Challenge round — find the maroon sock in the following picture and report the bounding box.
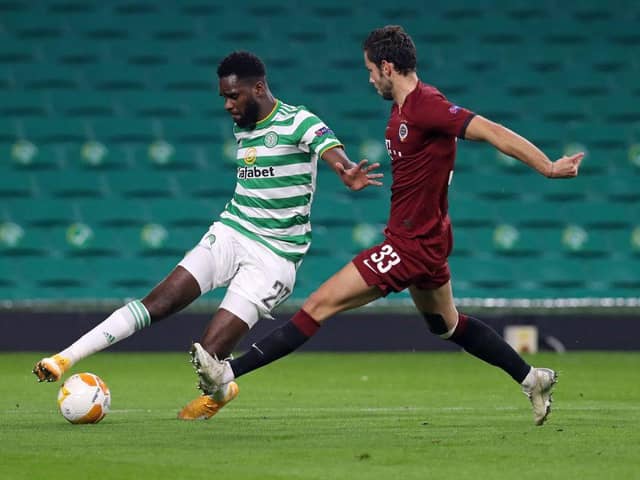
[229,309,320,378]
[291,309,321,337]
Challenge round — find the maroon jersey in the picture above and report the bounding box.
[384,82,475,260]
[352,82,475,294]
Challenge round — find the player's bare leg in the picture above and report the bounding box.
[33,266,201,382]
[410,281,557,425]
[194,263,383,391]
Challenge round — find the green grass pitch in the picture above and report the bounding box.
[1,351,639,479]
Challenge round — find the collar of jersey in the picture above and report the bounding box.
[255,99,280,128]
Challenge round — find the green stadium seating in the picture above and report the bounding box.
[448,194,496,227]
[1,0,637,301]
[493,200,567,228]
[144,197,219,227]
[453,170,528,201]
[562,200,637,230]
[493,226,559,258]
[50,91,117,118]
[311,190,365,227]
[12,256,95,299]
[44,224,121,258]
[80,64,147,92]
[76,198,147,227]
[516,256,590,295]
[0,224,49,257]
[451,226,496,258]
[0,170,37,198]
[528,173,599,202]
[9,63,82,90]
[157,118,223,145]
[34,169,108,198]
[5,198,77,227]
[295,253,347,297]
[86,118,153,144]
[105,169,178,199]
[88,256,180,299]
[589,258,640,297]
[21,117,88,143]
[0,91,49,118]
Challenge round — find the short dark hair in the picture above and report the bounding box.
[363,25,417,75]
[217,51,266,80]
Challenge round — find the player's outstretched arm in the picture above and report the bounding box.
[463,115,584,179]
[321,147,384,191]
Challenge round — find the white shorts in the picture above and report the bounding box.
[178,222,297,328]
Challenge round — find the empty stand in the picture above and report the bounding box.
[1,0,638,302]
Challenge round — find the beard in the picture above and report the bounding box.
[379,81,393,100]
[235,97,260,129]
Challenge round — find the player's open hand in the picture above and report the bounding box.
[337,159,384,191]
[548,152,584,178]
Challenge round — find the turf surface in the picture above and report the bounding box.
[1,352,638,479]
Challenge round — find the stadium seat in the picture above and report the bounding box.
[50,91,117,118]
[295,252,347,296]
[311,192,365,227]
[34,169,108,198]
[0,225,49,257]
[605,228,639,255]
[10,63,82,91]
[44,224,121,258]
[449,194,496,228]
[1,0,636,301]
[451,226,495,258]
[171,168,235,200]
[105,169,177,199]
[493,226,559,258]
[0,90,49,118]
[561,200,636,230]
[144,197,219,227]
[528,172,598,202]
[81,64,148,92]
[13,256,95,299]
[588,257,640,297]
[493,200,566,228]
[21,117,88,143]
[0,170,37,198]
[76,198,148,227]
[449,255,529,299]
[89,256,177,299]
[157,118,223,145]
[6,198,77,227]
[453,170,527,200]
[516,256,589,293]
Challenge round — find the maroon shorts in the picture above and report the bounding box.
[352,234,451,296]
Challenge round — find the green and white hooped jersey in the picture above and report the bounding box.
[219,99,342,262]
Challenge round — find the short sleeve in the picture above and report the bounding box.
[297,112,343,156]
[414,90,475,139]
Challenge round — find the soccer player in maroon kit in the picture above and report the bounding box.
[189,25,584,425]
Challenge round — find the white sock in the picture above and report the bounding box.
[221,362,235,384]
[58,300,151,366]
[521,367,536,389]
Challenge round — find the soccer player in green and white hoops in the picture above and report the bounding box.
[33,51,383,420]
